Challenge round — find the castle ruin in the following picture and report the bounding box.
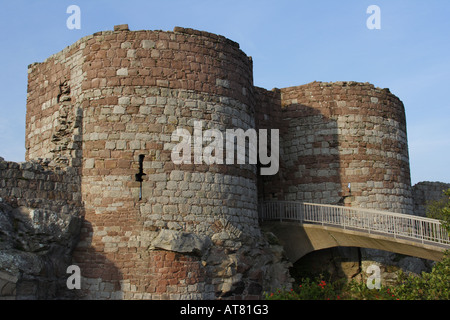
[0,25,420,299]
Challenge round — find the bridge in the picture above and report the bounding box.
[259,201,450,262]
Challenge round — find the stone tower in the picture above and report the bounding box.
[25,25,291,299]
[256,82,413,213]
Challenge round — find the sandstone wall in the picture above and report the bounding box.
[0,157,81,214]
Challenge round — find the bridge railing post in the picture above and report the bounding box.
[420,220,424,244]
[342,207,346,230]
[393,216,397,239]
[321,206,324,226]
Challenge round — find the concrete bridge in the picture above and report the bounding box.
[259,201,450,262]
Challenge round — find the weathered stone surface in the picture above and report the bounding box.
[0,194,81,299]
[0,270,17,299]
[151,229,211,256]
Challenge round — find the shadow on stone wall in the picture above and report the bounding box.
[290,247,361,283]
[290,246,434,287]
[72,219,124,299]
[256,90,345,205]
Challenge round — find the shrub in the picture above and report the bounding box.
[265,276,344,300]
[391,251,450,300]
[265,253,449,300]
[426,188,450,233]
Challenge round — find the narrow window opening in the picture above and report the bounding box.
[135,154,146,200]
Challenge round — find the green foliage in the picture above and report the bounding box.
[265,252,450,300]
[391,251,450,300]
[264,276,398,300]
[345,280,398,300]
[426,188,450,233]
[265,277,344,300]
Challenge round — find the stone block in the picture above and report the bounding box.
[151,229,211,256]
[118,97,131,105]
[85,158,95,169]
[117,68,128,76]
[114,24,130,31]
[129,140,141,150]
[141,40,155,49]
[105,141,116,150]
[113,105,126,114]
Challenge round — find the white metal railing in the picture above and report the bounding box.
[259,201,450,246]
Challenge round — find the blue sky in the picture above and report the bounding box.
[0,0,448,185]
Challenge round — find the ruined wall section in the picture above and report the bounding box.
[0,158,81,213]
[0,157,82,299]
[26,38,85,168]
[278,81,413,213]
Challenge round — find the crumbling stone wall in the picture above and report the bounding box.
[26,40,84,167]
[0,157,81,216]
[0,157,82,299]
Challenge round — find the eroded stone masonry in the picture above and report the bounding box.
[0,25,444,299]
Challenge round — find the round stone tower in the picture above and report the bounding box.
[25,25,290,299]
[258,81,414,214]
